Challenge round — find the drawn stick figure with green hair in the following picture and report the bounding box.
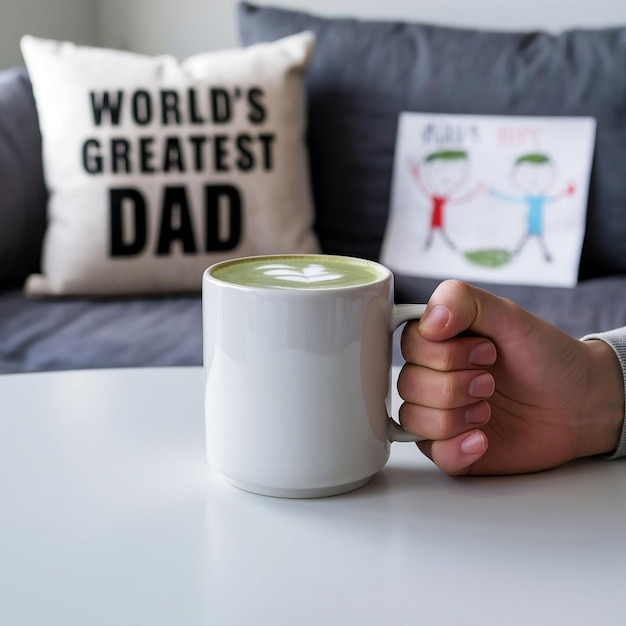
[410,150,484,250]
[490,153,576,262]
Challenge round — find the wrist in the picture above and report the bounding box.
[577,339,625,458]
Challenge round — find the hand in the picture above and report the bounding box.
[398,280,624,475]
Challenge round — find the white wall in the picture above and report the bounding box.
[97,0,626,59]
[3,0,626,69]
[0,0,97,69]
[96,0,237,57]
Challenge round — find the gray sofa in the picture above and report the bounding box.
[2,3,626,373]
[0,67,204,373]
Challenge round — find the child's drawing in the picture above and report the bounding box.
[381,113,596,287]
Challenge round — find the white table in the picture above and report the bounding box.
[1,367,625,626]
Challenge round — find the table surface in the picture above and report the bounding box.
[1,366,625,626]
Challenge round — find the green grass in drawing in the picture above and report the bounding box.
[464,248,512,268]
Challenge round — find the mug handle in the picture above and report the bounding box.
[387,303,428,443]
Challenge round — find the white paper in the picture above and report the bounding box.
[381,113,597,287]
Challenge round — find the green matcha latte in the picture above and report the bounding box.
[210,255,388,289]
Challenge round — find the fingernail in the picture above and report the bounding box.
[469,342,496,366]
[460,431,486,455]
[420,305,450,331]
[468,373,495,399]
[465,401,490,425]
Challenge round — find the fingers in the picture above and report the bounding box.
[401,320,496,370]
[417,431,489,476]
[399,398,491,440]
[417,279,533,345]
[397,361,494,448]
[398,305,497,474]
[398,363,495,409]
[399,279,511,475]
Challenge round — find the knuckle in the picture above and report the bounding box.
[398,402,413,429]
[438,343,457,371]
[439,372,456,407]
[400,321,420,361]
[435,410,452,439]
[400,402,447,441]
[396,365,416,401]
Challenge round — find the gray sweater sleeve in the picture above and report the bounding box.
[582,328,626,459]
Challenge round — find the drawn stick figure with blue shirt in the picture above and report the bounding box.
[490,153,575,262]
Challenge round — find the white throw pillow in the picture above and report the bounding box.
[21,33,319,295]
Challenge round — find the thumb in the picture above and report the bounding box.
[418,280,535,344]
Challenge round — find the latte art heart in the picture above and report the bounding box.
[210,255,387,289]
[257,263,343,283]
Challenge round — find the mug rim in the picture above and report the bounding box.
[203,253,392,293]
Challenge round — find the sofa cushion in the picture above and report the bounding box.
[239,2,626,280]
[20,33,318,296]
[0,290,202,373]
[0,67,47,289]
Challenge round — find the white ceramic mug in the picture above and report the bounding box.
[202,254,426,498]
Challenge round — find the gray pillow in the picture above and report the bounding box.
[0,67,47,289]
[238,2,626,279]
